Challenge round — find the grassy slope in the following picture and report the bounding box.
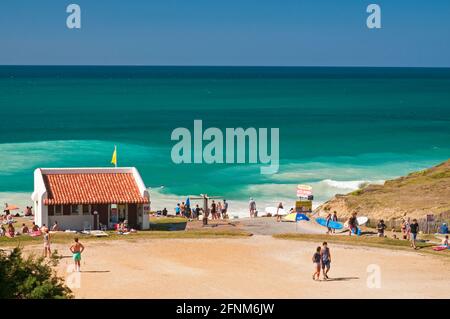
[0,229,252,248]
[273,233,450,259]
[316,159,450,220]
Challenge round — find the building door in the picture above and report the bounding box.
[127,204,137,229]
[118,204,127,222]
[91,204,108,230]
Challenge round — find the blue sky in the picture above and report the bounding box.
[1,0,449,66]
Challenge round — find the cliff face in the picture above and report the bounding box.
[316,159,450,221]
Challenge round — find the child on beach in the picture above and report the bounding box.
[43,229,51,257]
[312,246,321,280]
[320,242,331,280]
[70,237,85,272]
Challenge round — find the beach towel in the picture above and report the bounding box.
[432,245,449,251]
[90,230,109,237]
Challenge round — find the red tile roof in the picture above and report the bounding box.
[43,173,149,205]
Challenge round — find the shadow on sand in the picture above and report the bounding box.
[322,277,359,282]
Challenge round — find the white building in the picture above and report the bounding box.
[32,167,150,231]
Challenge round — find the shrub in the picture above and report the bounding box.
[0,247,72,299]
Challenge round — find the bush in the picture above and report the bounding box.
[0,247,72,299]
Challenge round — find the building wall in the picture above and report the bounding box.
[33,167,151,230]
[48,215,94,231]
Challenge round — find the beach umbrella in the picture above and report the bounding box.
[4,204,19,211]
[283,212,310,222]
[295,213,310,222]
[185,197,191,207]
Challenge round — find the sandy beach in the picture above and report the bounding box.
[16,226,449,299]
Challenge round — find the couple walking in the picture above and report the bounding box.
[312,242,331,280]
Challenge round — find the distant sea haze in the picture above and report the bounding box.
[0,66,449,215]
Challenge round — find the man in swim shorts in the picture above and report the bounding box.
[410,219,419,249]
[320,242,331,280]
[70,237,85,272]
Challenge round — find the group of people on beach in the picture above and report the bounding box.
[172,199,229,220]
[39,226,85,272]
[325,211,339,234]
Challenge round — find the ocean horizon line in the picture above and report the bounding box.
[1,64,450,69]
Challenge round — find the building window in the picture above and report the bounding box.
[54,205,62,216]
[82,205,90,215]
[63,205,71,216]
[71,205,80,215]
[48,205,54,216]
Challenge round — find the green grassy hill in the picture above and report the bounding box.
[316,159,450,221]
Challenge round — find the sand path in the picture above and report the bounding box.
[37,234,450,299]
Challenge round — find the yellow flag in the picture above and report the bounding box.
[111,146,117,166]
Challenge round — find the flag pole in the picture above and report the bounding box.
[115,145,117,167]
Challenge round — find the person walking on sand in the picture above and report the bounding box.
[276,202,284,222]
[331,211,338,234]
[320,242,331,280]
[180,202,186,217]
[348,213,357,236]
[401,218,407,239]
[211,200,217,220]
[249,198,256,218]
[410,219,419,249]
[222,199,228,219]
[43,229,51,257]
[70,238,85,272]
[377,219,387,238]
[312,246,321,280]
[325,213,332,234]
[217,201,223,220]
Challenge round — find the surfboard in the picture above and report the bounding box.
[357,216,368,226]
[344,216,368,227]
[265,206,286,215]
[315,217,343,230]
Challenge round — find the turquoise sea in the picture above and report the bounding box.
[1,66,449,213]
